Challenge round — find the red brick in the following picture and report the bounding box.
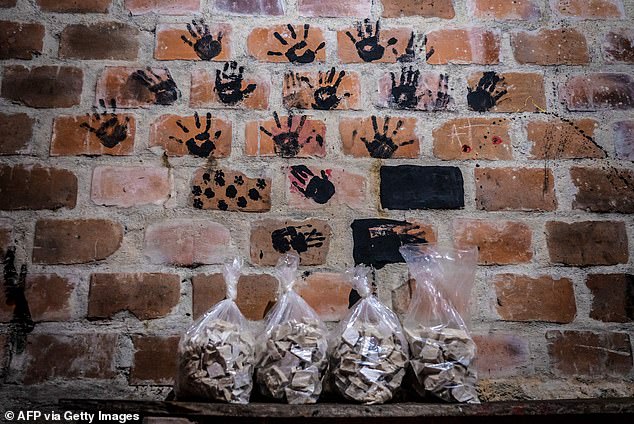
[95,66,180,108]
[23,333,118,384]
[247,25,326,63]
[468,0,540,20]
[494,274,576,323]
[432,118,511,160]
[300,0,370,17]
[382,0,455,18]
[191,168,271,212]
[215,0,283,15]
[0,113,33,155]
[33,219,123,265]
[190,68,269,110]
[51,114,136,156]
[286,165,366,209]
[250,218,331,266]
[571,167,634,213]
[472,333,531,378]
[546,330,632,376]
[0,21,44,59]
[192,273,278,320]
[0,165,77,210]
[125,0,199,15]
[91,166,170,208]
[131,335,179,385]
[527,119,604,159]
[297,272,349,321]
[155,23,230,61]
[1,274,75,322]
[615,121,634,160]
[467,72,546,112]
[452,219,532,265]
[340,116,420,158]
[0,0,15,7]
[475,168,557,211]
[59,22,139,60]
[149,114,231,158]
[551,0,625,19]
[282,69,361,110]
[426,28,500,65]
[337,25,416,63]
[546,221,628,266]
[245,115,326,157]
[144,219,230,266]
[587,274,634,323]
[37,0,111,13]
[511,29,589,65]
[88,273,180,320]
[376,71,454,111]
[562,73,634,111]
[2,66,83,108]
[604,29,634,63]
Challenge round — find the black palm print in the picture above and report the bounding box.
[132,68,180,105]
[290,165,335,205]
[214,61,257,105]
[267,24,325,64]
[312,67,350,110]
[168,112,221,158]
[467,71,508,112]
[390,67,421,109]
[271,225,326,255]
[80,99,129,148]
[181,19,223,61]
[357,116,415,159]
[346,19,397,62]
[260,112,321,157]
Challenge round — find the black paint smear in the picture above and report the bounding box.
[237,196,247,208]
[267,24,325,64]
[290,165,335,204]
[132,68,180,106]
[423,35,435,61]
[397,32,416,62]
[214,170,225,186]
[380,165,464,210]
[248,188,261,201]
[359,116,415,158]
[3,247,33,354]
[80,99,129,148]
[225,185,237,198]
[390,67,421,109]
[181,19,223,61]
[259,111,307,158]
[214,61,257,105]
[345,19,397,62]
[271,225,325,255]
[312,67,350,110]
[169,111,220,158]
[217,199,228,210]
[467,71,507,112]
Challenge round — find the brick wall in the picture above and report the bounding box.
[0,0,633,405]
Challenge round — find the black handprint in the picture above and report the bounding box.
[168,112,221,158]
[290,165,335,205]
[390,67,421,109]
[358,116,415,159]
[181,19,223,61]
[214,61,257,105]
[345,19,397,62]
[434,73,452,110]
[467,71,508,112]
[312,67,350,110]
[259,112,310,158]
[3,246,33,353]
[267,24,325,64]
[271,225,326,254]
[80,99,129,148]
[133,68,180,105]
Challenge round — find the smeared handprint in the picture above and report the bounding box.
[345,19,397,62]
[168,112,221,158]
[132,68,180,105]
[290,165,335,205]
[267,24,325,64]
[259,112,322,157]
[357,116,415,158]
[181,19,223,60]
[390,67,421,109]
[312,67,350,110]
[80,99,129,148]
[271,225,326,254]
[397,32,416,62]
[467,71,507,112]
[214,61,257,105]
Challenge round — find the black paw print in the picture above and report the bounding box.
[467,71,508,112]
[133,68,180,105]
[256,178,267,190]
[259,111,310,158]
[234,175,244,186]
[192,170,266,211]
[345,19,397,62]
[214,61,257,105]
[358,116,415,159]
[267,24,325,64]
[168,112,221,158]
[312,67,350,110]
[181,19,223,61]
[290,165,335,205]
[390,67,421,109]
[80,99,129,148]
[271,225,326,255]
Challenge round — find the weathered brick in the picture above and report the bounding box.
[527,119,604,159]
[144,219,230,266]
[382,0,455,18]
[300,0,370,17]
[215,0,284,15]
[37,0,111,13]
[247,25,326,63]
[286,165,366,209]
[546,221,628,266]
[190,67,269,110]
[546,330,632,376]
[0,113,33,155]
[562,73,634,111]
[551,0,625,19]
[2,66,83,108]
[91,166,170,208]
[475,168,557,211]
[337,25,416,63]
[452,219,532,265]
[149,114,231,158]
[282,69,361,110]
[0,274,75,322]
[468,0,540,20]
[604,29,634,63]
[190,168,271,212]
[472,333,531,378]
[340,116,420,158]
[586,274,634,323]
[33,219,123,265]
[426,28,500,65]
[250,219,331,266]
[467,71,546,112]
[125,0,199,15]
[377,70,454,111]
[494,274,576,323]
[51,114,136,156]
[88,273,180,320]
[0,21,44,59]
[571,167,634,213]
[131,335,179,385]
[0,165,77,210]
[511,29,588,65]
[432,118,511,160]
[95,67,180,108]
[615,121,634,160]
[245,115,326,157]
[23,333,118,384]
[0,0,15,7]
[59,22,139,60]
[155,23,230,61]
[192,273,278,320]
[297,272,350,321]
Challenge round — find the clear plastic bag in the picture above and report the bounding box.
[175,257,255,403]
[330,266,408,404]
[255,253,329,404]
[399,243,479,403]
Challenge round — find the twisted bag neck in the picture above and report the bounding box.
[223,257,243,301]
[275,253,300,296]
[349,265,372,299]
